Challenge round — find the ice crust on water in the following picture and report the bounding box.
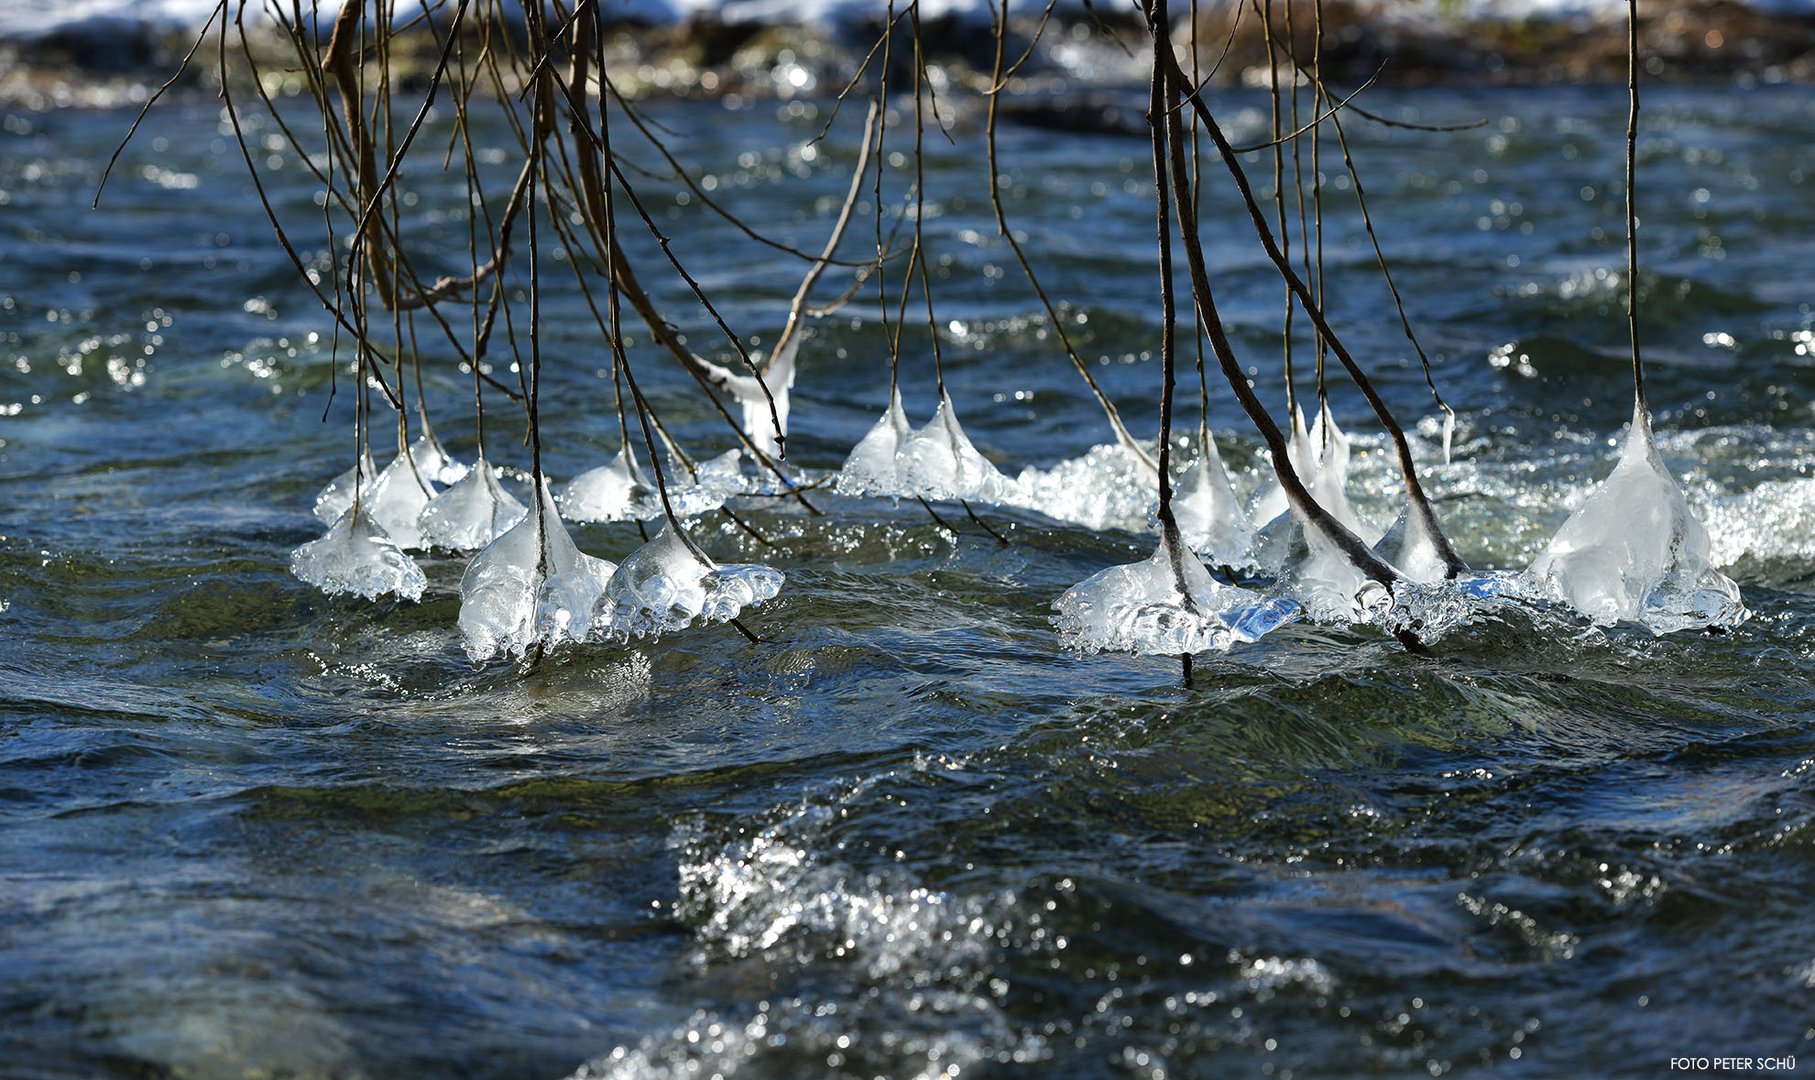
[458,485,617,662]
[593,523,783,643]
[836,388,912,496]
[897,393,1018,504]
[1526,401,1746,633]
[417,458,527,551]
[1171,439,1255,568]
[290,507,426,602]
[1054,533,1297,655]
[312,452,376,525]
[560,447,654,523]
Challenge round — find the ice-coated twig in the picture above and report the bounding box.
[592,522,784,644]
[560,445,655,524]
[1171,440,1254,570]
[313,451,377,525]
[290,506,426,602]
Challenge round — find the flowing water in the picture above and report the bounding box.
[2,82,1814,1078]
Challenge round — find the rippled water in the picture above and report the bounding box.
[3,83,1815,1078]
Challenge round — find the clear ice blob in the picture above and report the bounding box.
[312,451,377,525]
[418,458,527,551]
[837,388,912,497]
[593,522,783,643]
[897,392,1018,504]
[290,506,426,602]
[1249,405,1316,528]
[1526,401,1746,633]
[1054,532,1296,656]
[1170,440,1254,569]
[364,453,438,551]
[561,446,655,524]
[457,484,618,662]
[409,432,468,486]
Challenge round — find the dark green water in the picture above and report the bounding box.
[2,84,1814,1078]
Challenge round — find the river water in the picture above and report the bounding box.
[2,82,1814,1078]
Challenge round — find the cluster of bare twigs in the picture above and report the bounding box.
[110,0,1666,672]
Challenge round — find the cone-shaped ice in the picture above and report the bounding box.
[1249,406,1315,527]
[695,334,797,460]
[313,451,377,525]
[457,484,617,662]
[364,453,438,551]
[592,522,784,643]
[898,392,1018,504]
[1260,508,1394,625]
[418,458,527,551]
[409,433,468,486]
[1054,531,1297,655]
[290,506,426,602]
[1373,503,1451,585]
[1527,401,1745,632]
[560,447,655,524]
[1172,440,1254,569]
[1306,403,1379,545]
[836,388,912,496]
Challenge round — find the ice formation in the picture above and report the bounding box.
[1526,401,1746,632]
[417,458,528,551]
[593,522,784,643]
[836,389,913,496]
[362,453,438,551]
[1373,503,1452,585]
[290,507,427,602]
[664,449,749,517]
[560,447,655,524]
[1170,439,1254,569]
[312,451,377,525]
[1259,509,1394,625]
[1054,532,1297,655]
[1249,406,1316,527]
[695,335,797,460]
[457,484,618,662]
[897,392,1018,503]
[1306,403,1379,544]
[409,432,469,486]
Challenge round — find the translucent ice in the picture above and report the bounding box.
[409,432,469,486]
[417,458,527,551]
[1373,502,1451,584]
[663,449,748,518]
[897,392,1018,504]
[560,447,655,524]
[363,453,438,551]
[290,507,426,602]
[593,522,784,643]
[312,451,376,525]
[1306,403,1379,544]
[696,334,797,460]
[1526,401,1746,633]
[1170,439,1254,569]
[1054,532,1297,655]
[458,484,618,662]
[836,388,912,496]
[1249,406,1315,527]
[1263,508,1394,625]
